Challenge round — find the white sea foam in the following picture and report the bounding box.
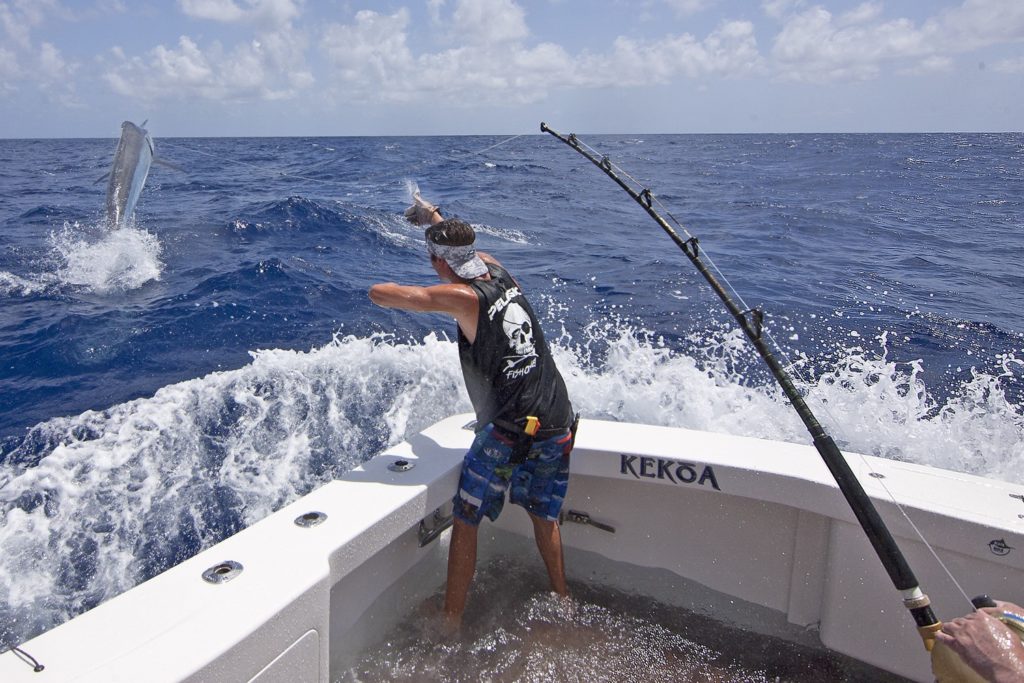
[0,271,49,297]
[49,222,163,293]
[0,327,1020,644]
[0,332,466,642]
[470,221,529,244]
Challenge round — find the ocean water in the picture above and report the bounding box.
[0,132,1022,649]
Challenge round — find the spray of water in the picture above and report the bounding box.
[50,222,163,293]
[0,327,1020,646]
[405,180,420,205]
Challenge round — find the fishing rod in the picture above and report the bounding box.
[539,122,944,649]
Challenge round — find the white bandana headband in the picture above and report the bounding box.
[427,240,488,279]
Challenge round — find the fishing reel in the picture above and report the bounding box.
[932,595,1024,683]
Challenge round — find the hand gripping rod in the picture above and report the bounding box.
[539,122,942,647]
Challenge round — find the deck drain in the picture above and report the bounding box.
[388,459,415,472]
[295,511,327,528]
[202,560,243,584]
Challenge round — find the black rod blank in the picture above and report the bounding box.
[540,121,940,641]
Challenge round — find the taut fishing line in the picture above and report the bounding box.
[161,134,527,203]
[153,125,974,610]
[565,134,974,612]
[540,122,984,650]
[550,125,975,612]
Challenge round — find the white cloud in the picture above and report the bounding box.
[0,0,88,104]
[105,0,311,103]
[771,0,1024,83]
[928,0,1024,52]
[0,0,68,49]
[992,56,1024,73]
[0,45,20,91]
[761,0,805,20]
[37,40,80,105]
[451,0,527,45]
[179,0,246,23]
[427,0,445,25]
[838,2,882,26]
[320,3,763,106]
[585,20,763,83]
[104,26,313,102]
[178,0,301,28]
[321,9,414,93]
[663,0,716,16]
[772,6,930,81]
[39,41,70,79]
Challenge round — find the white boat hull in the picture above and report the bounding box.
[2,415,1022,682]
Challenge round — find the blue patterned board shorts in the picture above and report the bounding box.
[453,423,572,525]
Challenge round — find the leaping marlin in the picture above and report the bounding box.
[98,120,180,229]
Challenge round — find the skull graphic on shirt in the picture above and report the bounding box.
[502,302,536,357]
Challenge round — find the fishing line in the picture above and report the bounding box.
[542,123,986,644]
[562,127,975,611]
[161,133,527,200]
[564,135,821,387]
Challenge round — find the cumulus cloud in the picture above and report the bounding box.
[179,0,246,23]
[0,45,19,91]
[320,1,763,105]
[104,30,313,102]
[931,0,1024,52]
[588,20,763,83]
[105,0,312,102]
[761,0,805,20]
[178,0,301,27]
[0,0,69,49]
[663,0,716,16]
[992,56,1024,73]
[37,41,80,105]
[9,0,1024,114]
[451,0,527,45]
[771,0,1024,82]
[0,1,81,102]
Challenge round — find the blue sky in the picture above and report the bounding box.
[1,0,1022,137]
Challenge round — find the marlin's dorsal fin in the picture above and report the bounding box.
[153,158,185,173]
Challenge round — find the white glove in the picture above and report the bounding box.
[404,192,440,225]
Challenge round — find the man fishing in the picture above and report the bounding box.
[368,193,576,627]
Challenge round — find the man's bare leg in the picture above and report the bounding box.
[443,517,479,627]
[530,513,568,596]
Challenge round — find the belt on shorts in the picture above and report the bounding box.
[492,413,581,465]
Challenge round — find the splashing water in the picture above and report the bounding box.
[0,326,1020,646]
[49,222,163,294]
[0,271,47,297]
[345,553,902,683]
[0,332,466,644]
[405,179,420,204]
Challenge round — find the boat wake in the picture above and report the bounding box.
[0,327,1020,647]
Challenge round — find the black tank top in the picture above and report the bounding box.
[458,263,573,431]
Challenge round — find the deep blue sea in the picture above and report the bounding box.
[1,132,1022,648]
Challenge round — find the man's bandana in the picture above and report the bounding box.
[427,240,488,279]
